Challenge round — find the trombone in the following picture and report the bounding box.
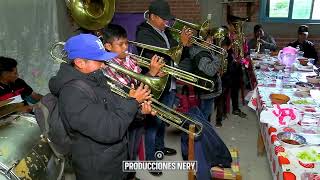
[49,42,203,137]
[127,53,215,92]
[129,41,183,64]
[168,27,227,56]
[101,68,203,137]
[172,18,210,40]
[49,42,168,99]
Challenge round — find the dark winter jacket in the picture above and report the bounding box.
[49,63,139,180]
[135,21,190,92]
[189,46,222,99]
[288,40,318,64]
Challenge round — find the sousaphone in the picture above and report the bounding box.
[65,0,115,30]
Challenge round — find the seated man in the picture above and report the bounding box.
[0,56,42,111]
[288,25,319,65]
[248,24,277,53]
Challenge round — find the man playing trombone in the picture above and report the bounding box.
[49,34,154,180]
[103,24,164,180]
[135,0,192,176]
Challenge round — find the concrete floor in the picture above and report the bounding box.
[136,106,273,180]
[63,105,273,180]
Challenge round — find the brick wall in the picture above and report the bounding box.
[115,0,201,23]
[115,0,319,53]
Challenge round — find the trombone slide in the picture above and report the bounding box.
[128,53,215,92]
[103,69,203,137]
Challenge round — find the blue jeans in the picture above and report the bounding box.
[145,90,176,160]
[199,98,214,121]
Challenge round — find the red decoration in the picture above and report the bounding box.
[268,127,277,135]
[275,146,285,155]
[278,156,290,165]
[271,134,277,144]
[298,161,315,168]
[283,127,296,133]
[283,172,296,180]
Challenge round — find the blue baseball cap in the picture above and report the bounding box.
[64,34,117,61]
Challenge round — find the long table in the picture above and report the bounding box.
[248,66,320,180]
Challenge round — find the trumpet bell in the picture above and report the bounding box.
[105,62,169,100]
[66,0,115,30]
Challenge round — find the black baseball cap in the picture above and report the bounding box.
[148,0,175,20]
[298,25,309,35]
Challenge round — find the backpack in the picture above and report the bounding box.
[34,79,97,179]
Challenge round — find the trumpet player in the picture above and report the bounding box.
[189,30,222,122]
[248,24,277,53]
[135,0,192,176]
[49,34,154,180]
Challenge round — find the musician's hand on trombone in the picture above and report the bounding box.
[148,55,165,77]
[180,26,193,46]
[156,71,167,77]
[129,83,152,103]
[140,100,157,116]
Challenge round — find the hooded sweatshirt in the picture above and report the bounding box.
[49,63,139,180]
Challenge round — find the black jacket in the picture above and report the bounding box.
[221,49,243,88]
[288,40,318,64]
[135,21,190,92]
[189,46,222,99]
[49,64,139,180]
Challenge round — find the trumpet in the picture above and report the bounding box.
[101,68,203,137]
[129,41,183,64]
[49,42,203,137]
[49,42,168,99]
[127,53,215,92]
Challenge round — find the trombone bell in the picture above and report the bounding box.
[129,41,183,64]
[101,69,203,137]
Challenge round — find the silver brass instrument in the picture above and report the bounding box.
[127,53,215,92]
[0,115,58,180]
[65,0,115,30]
[129,41,183,65]
[101,69,203,137]
[49,42,203,136]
